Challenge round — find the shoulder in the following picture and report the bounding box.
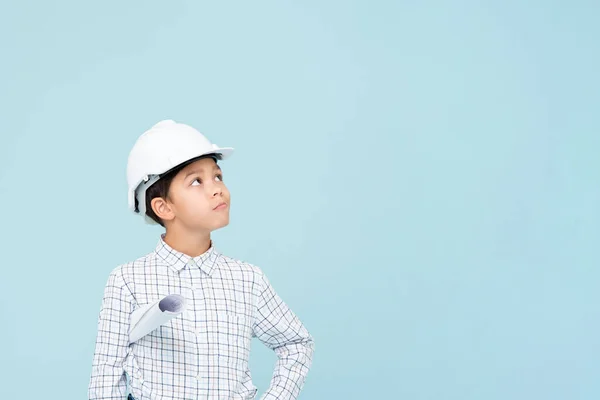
[117,252,156,277]
[216,253,270,287]
[104,251,156,295]
[217,253,264,275]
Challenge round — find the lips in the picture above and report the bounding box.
[213,202,227,210]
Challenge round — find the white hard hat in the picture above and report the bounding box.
[126,119,234,224]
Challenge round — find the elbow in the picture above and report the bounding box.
[276,332,315,357]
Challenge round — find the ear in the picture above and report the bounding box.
[151,197,175,222]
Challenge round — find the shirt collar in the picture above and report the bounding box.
[154,234,219,276]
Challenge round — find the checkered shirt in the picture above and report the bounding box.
[88,235,314,400]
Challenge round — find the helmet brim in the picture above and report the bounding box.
[159,147,234,178]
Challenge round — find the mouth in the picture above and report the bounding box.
[213,202,228,210]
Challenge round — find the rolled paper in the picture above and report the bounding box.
[129,294,187,344]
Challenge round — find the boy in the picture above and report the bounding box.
[88,120,314,400]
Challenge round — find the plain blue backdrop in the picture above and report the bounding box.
[1,1,599,399]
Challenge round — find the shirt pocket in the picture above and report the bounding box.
[209,311,252,370]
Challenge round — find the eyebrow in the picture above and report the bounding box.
[184,165,222,179]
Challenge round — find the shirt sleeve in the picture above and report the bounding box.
[88,268,134,400]
[252,270,315,400]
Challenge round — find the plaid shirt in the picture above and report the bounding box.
[88,235,314,400]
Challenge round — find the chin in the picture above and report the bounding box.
[212,220,230,230]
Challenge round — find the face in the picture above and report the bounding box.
[157,157,230,232]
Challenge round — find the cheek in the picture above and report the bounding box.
[179,191,210,214]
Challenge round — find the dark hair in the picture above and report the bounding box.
[134,154,222,227]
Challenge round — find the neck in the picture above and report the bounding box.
[163,225,212,257]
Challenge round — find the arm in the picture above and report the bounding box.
[253,271,315,400]
[88,269,134,400]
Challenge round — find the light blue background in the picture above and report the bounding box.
[1,1,598,399]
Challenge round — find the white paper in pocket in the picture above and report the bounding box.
[129,294,187,344]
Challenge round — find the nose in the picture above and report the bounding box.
[212,185,223,197]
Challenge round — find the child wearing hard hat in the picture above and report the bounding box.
[88,120,314,400]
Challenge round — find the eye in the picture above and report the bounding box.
[191,178,202,186]
[215,174,223,182]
